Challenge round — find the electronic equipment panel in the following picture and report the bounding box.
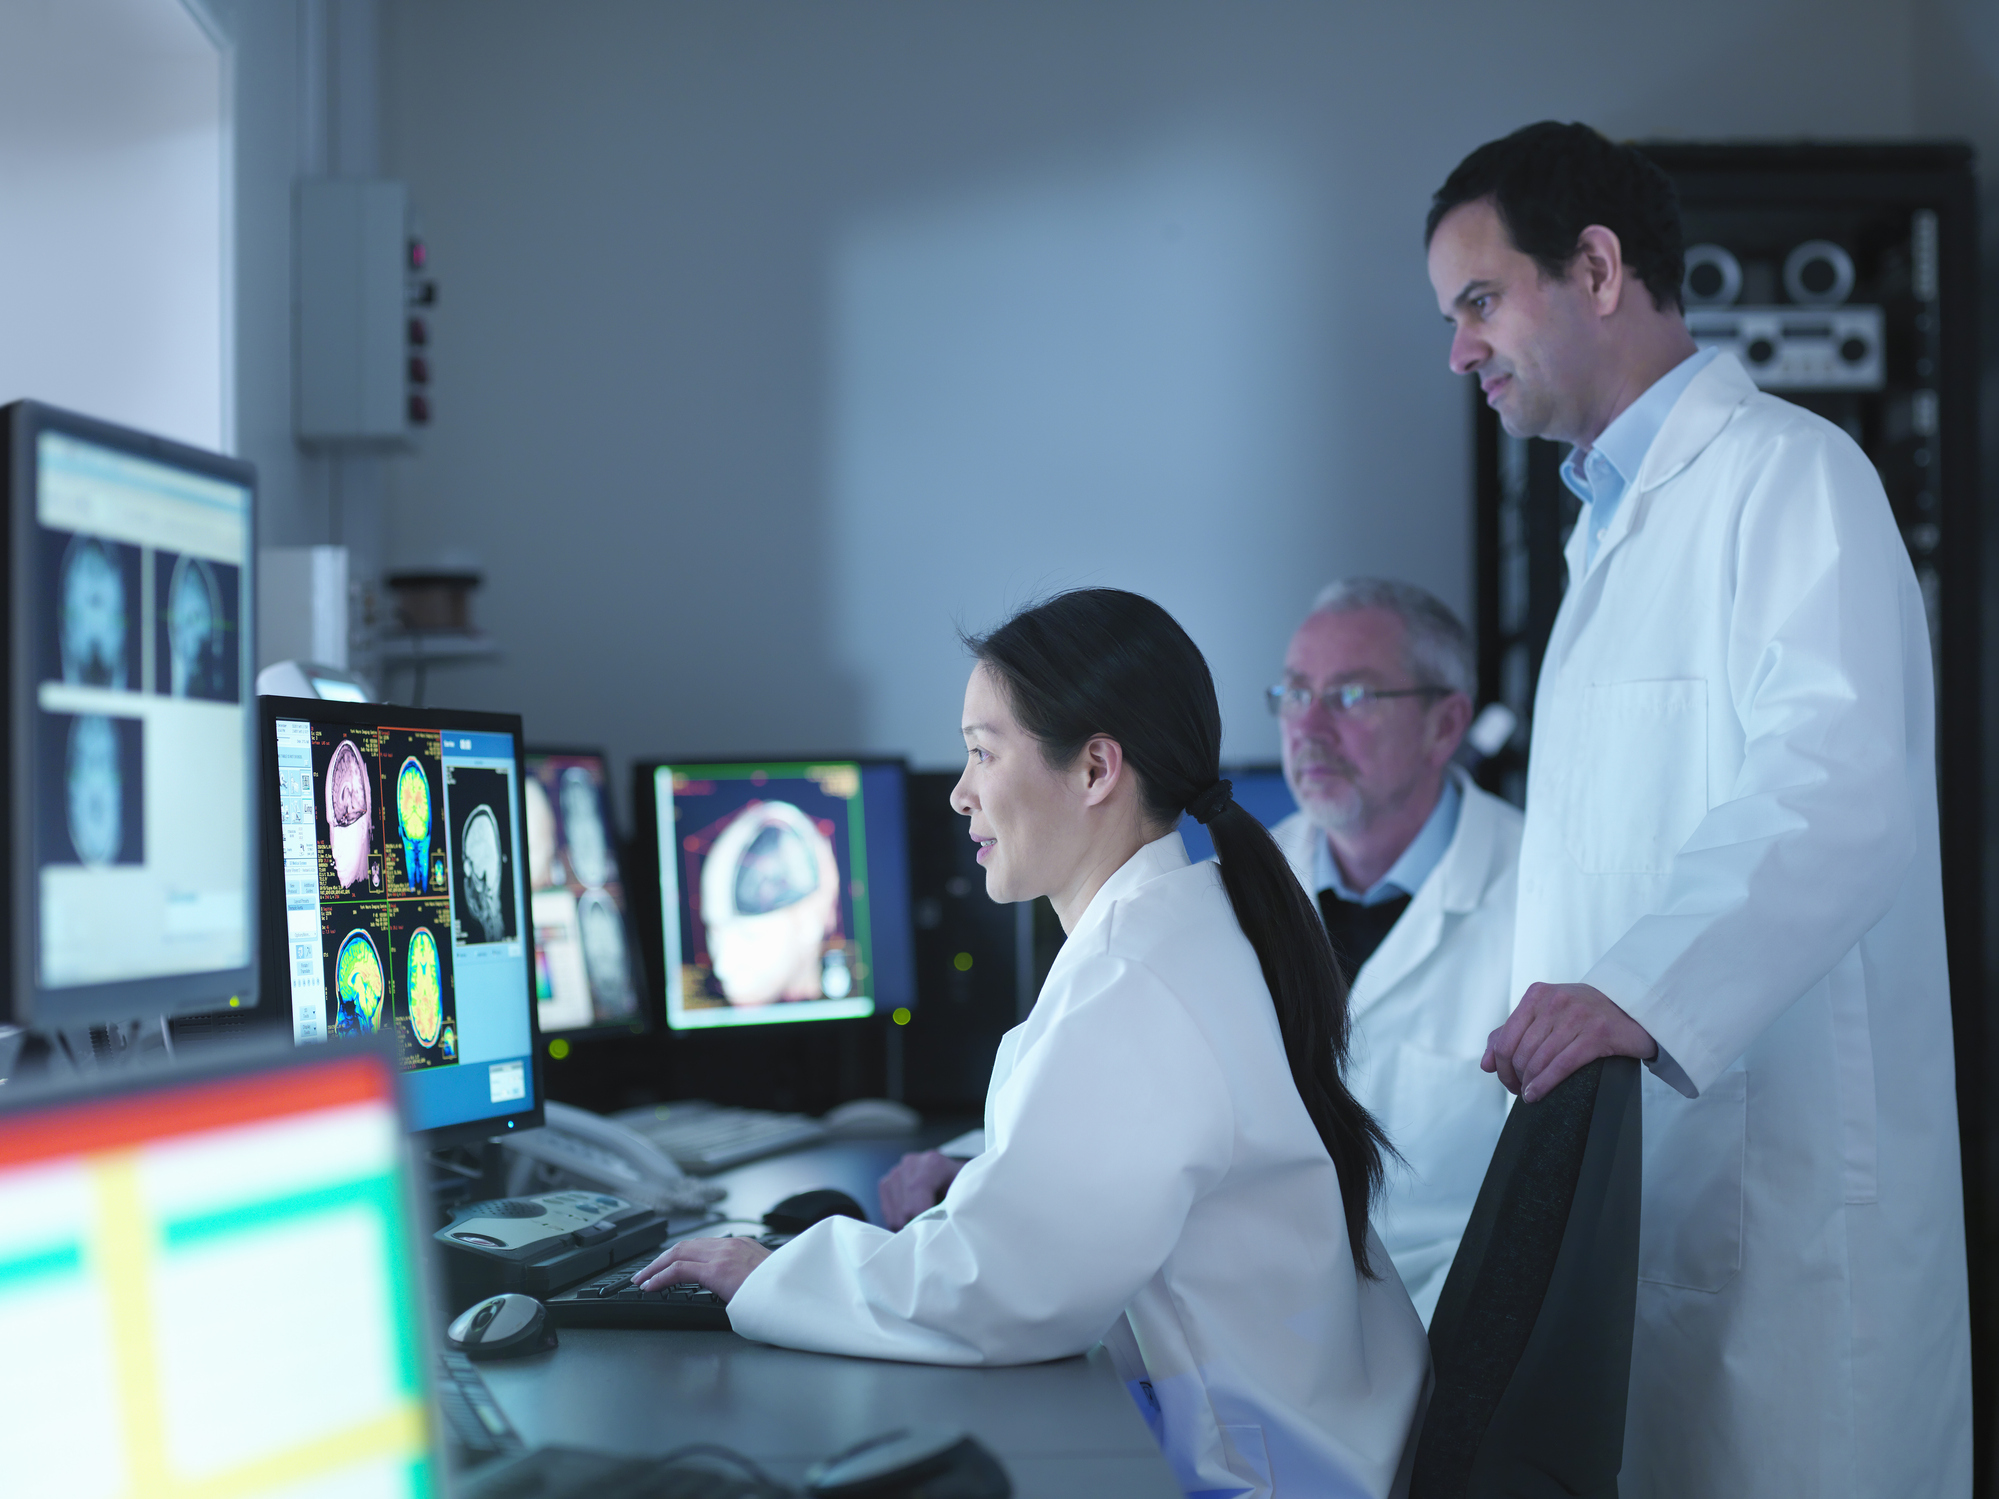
[3,400,258,1028]
[638,758,914,1032]
[524,750,644,1039]
[0,1043,439,1497]
[260,695,543,1143]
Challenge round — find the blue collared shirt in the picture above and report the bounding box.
[1561,346,1719,568]
[1312,774,1461,907]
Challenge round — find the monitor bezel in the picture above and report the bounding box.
[4,399,260,1030]
[523,743,651,1042]
[632,753,914,1037]
[257,693,546,1147]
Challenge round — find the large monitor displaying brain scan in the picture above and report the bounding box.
[525,750,645,1038]
[262,696,540,1142]
[4,401,257,1026]
[642,759,915,1032]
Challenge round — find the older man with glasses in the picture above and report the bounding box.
[1268,577,1519,1322]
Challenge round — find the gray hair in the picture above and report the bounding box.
[1306,578,1475,698]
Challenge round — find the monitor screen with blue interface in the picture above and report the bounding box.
[1177,764,1297,863]
[9,402,257,1025]
[646,759,913,1031]
[265,698,540,1138]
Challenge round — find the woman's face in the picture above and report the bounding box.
[950,664,1094,905]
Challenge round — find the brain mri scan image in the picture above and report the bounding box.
[397,757,433,893]
[325,738,373,889]
[65,714,124,866]
[578,889,635,1013]
[559,767,611,888]
[525,776,556,890]
[334,929,385,1034]
[164,554,228,698]
[699,800,842,1006]
[406,926,443,1048]
[460,804,507,941]
[59,536,130,688]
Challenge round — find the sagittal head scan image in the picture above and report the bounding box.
[460,804,507,941]
[559,766,611,888]
[398,756,433,893]
[66,714,124,866]
[525,775,557,891]
[406,926,443,1048]
[578,888,635,1012]
[334,928,385,1034]
[699,800,842,1006]
[59,535,131,688]
[161,553,237,700]
[326,738,373,889]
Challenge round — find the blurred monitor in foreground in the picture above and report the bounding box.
[260,696,543,1144]
[639,758,914,1031]
[1177,764,1297,863]
[0,1043,437,1497]
[524,749,644,1038]
[3,400,258,1029]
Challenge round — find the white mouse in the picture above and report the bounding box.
[445,1292,556,1360]
[823,1098,921,1136]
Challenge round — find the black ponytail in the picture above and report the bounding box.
[967,588,1391,1277]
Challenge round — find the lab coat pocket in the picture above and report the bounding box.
[1563,679,1708,874]
[1637,1066,1745,1292]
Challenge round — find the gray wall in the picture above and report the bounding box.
[374,0,1957,793]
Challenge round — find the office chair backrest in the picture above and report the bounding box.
[1410,1056,1643,1499]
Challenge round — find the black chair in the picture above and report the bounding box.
[1409,1056,1643,1499]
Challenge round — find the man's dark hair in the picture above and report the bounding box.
[1425,121,1686,313]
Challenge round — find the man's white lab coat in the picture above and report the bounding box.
[1513,351,1970,1495]
[1273,767,1520,1323]
[728,832,1430,1499]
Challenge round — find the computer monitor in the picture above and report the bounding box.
[1177,763,1297,862]
[636,757,915,1031]
[2,400,258,1029]
[259,696,543,1144]
[524,749,645,1039]
[0,1041,439,1497]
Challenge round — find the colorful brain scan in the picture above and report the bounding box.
[397,757,433,893]
[699,801,841,1006]
[66,714,123,866]
[326,738,372,889]
[734,815,821,915]
[335,929,385,1034]
[60,536,128,688]
[406,926,443,1048]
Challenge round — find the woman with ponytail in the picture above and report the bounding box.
[634,589,1429,1498]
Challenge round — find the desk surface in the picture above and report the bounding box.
[472,1133,1182,1498]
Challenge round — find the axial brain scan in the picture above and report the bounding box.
[461,804,507,941]
[335,929,385,1034]
[559,767,611,888]
[66,714,123,866]
[166,554,222,696]
[326,739,372,888]
[699,800,841,1006]
[59,536,128,688]
[397,758,433,893]
[407,926,443,1048]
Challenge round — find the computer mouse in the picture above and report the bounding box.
[765,1188,869,1236]
[445,1292,557,1360]
[823,1098,921,1136]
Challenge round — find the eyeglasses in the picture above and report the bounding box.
[1265,682,1453,720]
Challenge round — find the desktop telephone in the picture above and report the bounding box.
[500,1099,725,1215]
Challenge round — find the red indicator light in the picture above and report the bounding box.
[408,239,427,270]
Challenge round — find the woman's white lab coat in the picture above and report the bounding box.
[727,832,1430,1498]
[1513,352,1971,1495]
[1273,768,1519,1323]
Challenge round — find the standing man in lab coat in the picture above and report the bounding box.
[1268,578,1518,1322]
[1426,121,1970,1495]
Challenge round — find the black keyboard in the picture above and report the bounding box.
[435,1349,527,1470]
[544,1239,787,1330]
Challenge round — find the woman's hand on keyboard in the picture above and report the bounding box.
[630,1236,772,1302]
[879,1150,967,1231]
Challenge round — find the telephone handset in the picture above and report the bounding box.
[499,1099,724,1215]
